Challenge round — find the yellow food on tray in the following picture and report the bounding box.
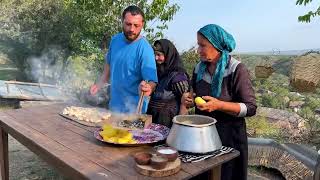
[99,125,136,144]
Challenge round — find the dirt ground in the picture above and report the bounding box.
[8,135,65,180]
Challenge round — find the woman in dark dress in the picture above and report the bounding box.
[180,24,257,180]
[147,39,189,128]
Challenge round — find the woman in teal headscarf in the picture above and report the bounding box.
[180,24,257,180]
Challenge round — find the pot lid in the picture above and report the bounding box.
[172,115,217,127]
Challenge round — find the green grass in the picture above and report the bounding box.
[0,68,19,80]
[0,62,20,80]
[0,105,18,109]
[246,116,282,142]
[0,63,21,109]
[0,42,20,80]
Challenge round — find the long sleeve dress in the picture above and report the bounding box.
[147,71,189,128]
[192,57,257,180]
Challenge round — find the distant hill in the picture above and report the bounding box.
[237,48,320,56]
[238,54,294,77]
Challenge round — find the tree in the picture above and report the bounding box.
[63,0,180,53]
[180,47,199,75]
[0,0,180,81]
[296,0,320,22]
[0,0,71,80]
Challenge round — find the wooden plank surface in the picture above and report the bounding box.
[1,103,239,180]
[29,104,236,176]
[0,113,121,180]
[40,107,190,179]
[6,106,192,180]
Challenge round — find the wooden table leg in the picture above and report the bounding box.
[314,151,320,180]
[0,127,9,180]
[208,165,221,180]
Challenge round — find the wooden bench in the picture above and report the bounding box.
[248,138,319,180]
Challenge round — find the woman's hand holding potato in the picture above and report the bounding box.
[196,96,222,112]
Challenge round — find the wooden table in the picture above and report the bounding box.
[0,104,239,180]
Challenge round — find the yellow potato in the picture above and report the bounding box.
[117,129,126,134]
[118,130,130,137]
[195,97,206,105]
[100,126,135,144]
[122,132,133,140]
[128,139,137,144]
[102,134,112,141]
[102,124,113,131]
[107,137,118,143]
[100,129,117,138]
[118,138,130,144]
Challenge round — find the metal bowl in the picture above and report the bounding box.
[166,115,222,154]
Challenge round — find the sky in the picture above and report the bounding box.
[162,0,320,53]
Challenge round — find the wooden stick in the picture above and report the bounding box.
[6,83,9,94]
[136,92,144,114]
[17,84,23,95]
[136,80,149,114]
[38,83,48,99]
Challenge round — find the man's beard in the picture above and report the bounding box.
[123,30,140,42]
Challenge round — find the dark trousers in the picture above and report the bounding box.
[189,120,248,180]
[217,120,248,180]
[147,100,178,128]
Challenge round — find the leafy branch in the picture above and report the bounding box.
[296,0,320,23]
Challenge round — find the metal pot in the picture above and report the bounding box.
[166,115,222,153]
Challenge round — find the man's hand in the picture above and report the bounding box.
[90,84,101,95]
[139,81,154,96]
[196,96,222,112]
[91,64,110,95]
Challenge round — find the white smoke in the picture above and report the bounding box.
[25,46,103,103]
[25,46,65,84]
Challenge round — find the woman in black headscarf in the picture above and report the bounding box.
[147,39,189,128]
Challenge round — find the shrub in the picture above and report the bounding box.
[246,116,281,141]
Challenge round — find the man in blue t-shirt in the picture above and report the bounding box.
[90,5,158,114]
